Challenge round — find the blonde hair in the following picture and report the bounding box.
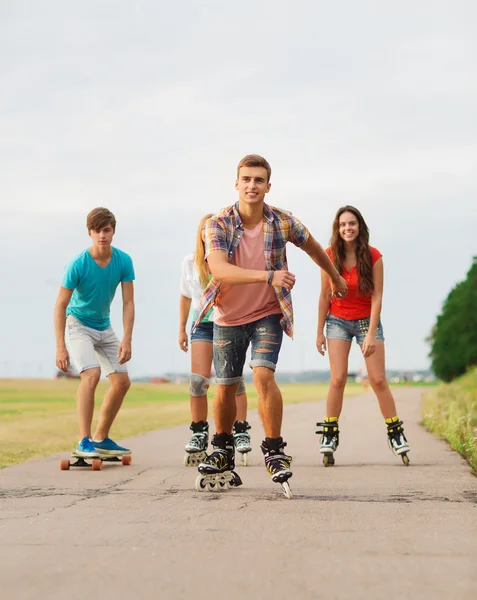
[195,213,213,288]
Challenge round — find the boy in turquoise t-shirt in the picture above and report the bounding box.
[54,208,135,459]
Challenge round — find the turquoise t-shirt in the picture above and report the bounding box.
[62,247,135,330]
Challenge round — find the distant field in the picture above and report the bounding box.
[0,378,368,468]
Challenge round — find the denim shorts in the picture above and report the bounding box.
[213,314,283,385]
[190,320,213,343]
[326,314,385,345]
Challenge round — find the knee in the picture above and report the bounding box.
[330,373,348,389]
[189,373,209,397]
[112,375,131,395]
[369,375,388,391]
[253,367,274,392]
[80,368,101,389]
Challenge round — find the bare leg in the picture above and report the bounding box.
[253,367,282,438]
[93,372,131,440]
[364,343,397,419]
[214,383,238,434]
[325,340,352,419]
[190,341,213,422]
[77,368,101,439]
[235,392,248,421]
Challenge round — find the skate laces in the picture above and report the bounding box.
[204,448,229,470]
[188,432,207,448]
[234,432,250,445]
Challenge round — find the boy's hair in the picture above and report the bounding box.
[237,154,272,182]
[87,207,116,232]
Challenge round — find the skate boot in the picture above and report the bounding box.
[386,419,410,466]
[184,421,209,466]
[316,418,339,466]
[261,437,293,499]
[233,420,252,466]
[196,433,243,492]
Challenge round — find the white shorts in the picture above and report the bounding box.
[66,315,127,376]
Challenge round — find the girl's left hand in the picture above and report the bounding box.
[361,334,376,358]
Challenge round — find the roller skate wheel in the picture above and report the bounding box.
[242,452,248,467]
[402,454,410,466]
[206,481,216,491]
[281,481,293,500]
[60,459,70,471]
[195,475,207,492]
[184,454,191,467]
[92,458,103,471]
[121,455,132,466]
[217,479,227,490]
[323,454,334,467]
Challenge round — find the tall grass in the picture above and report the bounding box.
[422,368,477,471]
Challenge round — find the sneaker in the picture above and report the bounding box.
[92,437,131,456]
[316,420,339,454]
[76,437,100,458]
[185,421,209,453]
[198,433,235,474]
[233,420,252,454]
[261,437,292,483]
[387,421,410,455]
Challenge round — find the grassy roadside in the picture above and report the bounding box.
[0,378,367,468]
[422,368,477,471]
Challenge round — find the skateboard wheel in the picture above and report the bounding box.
[121,455,132,466]
[92,458,103,471]
[60,459,70,471]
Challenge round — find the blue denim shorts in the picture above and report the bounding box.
[326,314,385,345]
[190,320,213,343]
[213,314,283,385]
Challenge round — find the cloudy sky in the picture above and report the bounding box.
[1,1,476,378]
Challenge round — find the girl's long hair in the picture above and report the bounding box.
[195,213,214,289]
[329,206,374,296]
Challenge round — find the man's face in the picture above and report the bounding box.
[235,166,271,205]
[89,224,115,247]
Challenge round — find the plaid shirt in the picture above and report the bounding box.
[194,202,310,338]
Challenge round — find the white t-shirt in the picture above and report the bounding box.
[180,254,213,322]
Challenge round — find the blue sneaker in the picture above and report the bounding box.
[76,437,100,458]
[92,437,131,457]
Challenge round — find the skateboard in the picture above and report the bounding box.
[60,451,132,471]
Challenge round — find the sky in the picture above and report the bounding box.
[1,1,476,378]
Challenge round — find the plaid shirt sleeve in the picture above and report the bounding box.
[288,215,310,247]
[204,217,228,259]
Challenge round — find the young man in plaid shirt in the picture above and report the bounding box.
[194,155,347,497]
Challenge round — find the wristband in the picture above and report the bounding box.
[267,271,274,285]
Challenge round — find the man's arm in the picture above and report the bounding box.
[54,287,73,372]
[119,281,135,364]
[300,235,348,297]
[207,252,296,291]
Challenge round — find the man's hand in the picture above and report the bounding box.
[331,275,348,299]
[272,270,296,292]
[316,333,327,356]
[118,338,132,364]
[361,334,376,358]
[178,331,189,353]
[56,346,70,373]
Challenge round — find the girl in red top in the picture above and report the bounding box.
[316,206,410,466]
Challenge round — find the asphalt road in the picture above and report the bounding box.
[1,387,476,600]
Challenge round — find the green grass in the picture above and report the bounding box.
[422,368,477,471]
[0,378,365,468]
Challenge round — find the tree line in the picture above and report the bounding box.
[429,257,477,382]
